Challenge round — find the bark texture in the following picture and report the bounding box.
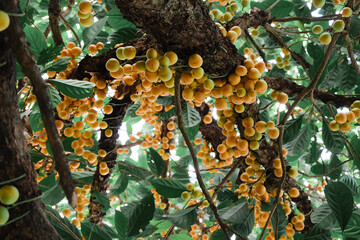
[0,25,61,240]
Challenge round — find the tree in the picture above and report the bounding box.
[0,0,359,239]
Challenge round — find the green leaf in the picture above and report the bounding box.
[182,103,201,128]
[147,148,165,176]
[115,210,128,240]
[349,136,360,171]
[42,185,65,205]
[126,194,155,236]
[283,116,303,144]
[270,203,287,238]
[110,173,128,196]
[232,207,255,237]
[328,155,342,180]
[125,102,140,118]
[343,212,360,238]
[310,204,336,230]
[24,25,47,57]
[107,28,140,46]
[150,178,187,198]
[156,107,177,121]
[324,181,354,232]
[269,1,294,18]
[118,160,155,182]
[219,202,250,224]
[71,171,94,184]
[42,57,70,73]
[107,9,137,30]
[38,174,56,192]
[322,120,344,154]
[45,206,82,240]
[48,85,61,108]
[81,222,112,240]
[340,175,360,196]
[304,224,331,239]
[167,206,197,229]
[29,109,44,133]
[50,79,95,99]
[169,234,194,240]
[261,197,275,212]
[37,45,63,65]
[186,124,199,141]
[92,190,111,213]
[156,96,174,106]
[82,17,108,48]
[284,126,310,156]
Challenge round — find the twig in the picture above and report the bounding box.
[174,74,246,240]
[266,0,280,11]
[243,29,268,66]
[48,0,64,46]
[299,159,352,178]
[59,14,82,48]
[25,0,43,35]
[213,158,243,195]
[344,33,360,77]
[45,209,82,240]
[7,2,76,208]
[273,14,339,22]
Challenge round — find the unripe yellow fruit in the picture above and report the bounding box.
[79,14,94,28]
[106,58,120,72]
[0,205,9,225]
[313,0,325,8]
[342,7,352,17]
[288,168,298,178]
[0,185,19,205]
[312,25,323,35]
[0,10,10,32]
[78,1,92,14]
[319,32,331,45]
[123,46,137,60]
[181,191,191,201]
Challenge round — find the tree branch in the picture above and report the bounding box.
[48,0,64,46]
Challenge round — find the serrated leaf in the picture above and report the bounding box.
[126,194,155,236]
[71,171,94,184]
[340,175,360,196]
[304,224,331,239]
[284,126,310,156]
[50,79,95,99]
[29,109,44,133]
[219,202,250,224]
[48,85,61,108]
[45,206,82,240]
[283,116,303,144]
[24,25,47,57]
[147,148,165,176]
[92,190,111,213]
[81,222,112,240]
[328,155,342,180]
[167,206,197,229]
[343,213,360,238]
[115,210,128,240]
[42,57,70,73]
[232,207,255,237]
[310,204,336,230]
[322,120,344,154]
[182,103,201,128]
[82,17,108,48]
[118,160,155,182]
[107,9,136,30]
[125,102,140,118]
[108,28,140,46]
[325,181,354,232]
[186,124,199,141]
[270,203,287,238]
[42,185,65,205]
[177,155,193,168]
[150,178,187,198]
[156,96,174,106]
[110,173,128,196]
[156,107,177,121]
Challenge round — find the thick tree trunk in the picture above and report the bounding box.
[0,23,60,240]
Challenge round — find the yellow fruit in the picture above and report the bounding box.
[164,51,178,65]
[123,46,137,59]
[0,10,10,32]
[0,185,19,205]
[188,54,203,68]
[191,67,204,79]
[255,184,266,196]
[62,208,72,218]
[242,117,254,128]
[226,30,238,43]
[146,48,158,59]
[335,112,347,124]
[342,7,352,17]
[268,127,279,139]
[288,168,298,178]
[215,98,227,110]
[145,58,160,72]
[313,0,325,8]
[96,42,104,50]
[77,10,90,20]
[247,68,260,79]
[235,65,247,76]
[88,44,98,55]
[230,26,242,36]
[79,14,94,28]
[187,183,195,191]
[203,79,215,90]
[158,67,173,81]
[255,121,267,133]
[182,88,194,101]
[181,191,190,201]
[346,111,356,122]
[192,189,202,198]
[105,58,120,72]
[319,32,332,45]
[333,20,345,32]
[340,122,351,132]
[288,188,300,198]
[116,47,126,60]
[79,1,92,14]
[0,206,9,225]
[312,25,323,35]
[277,92,288,104]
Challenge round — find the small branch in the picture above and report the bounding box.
[48,0,64,46]
[174,74,246,240]
[7,2,76,208]
[213,158,243,195]
[273,14,339,22]
[266,0,280,11]
[59,14,81,48]
[243,29,268,66]
[298,159,352,178]
[344,33,360,77]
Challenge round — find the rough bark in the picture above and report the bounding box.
[0,25,61,240]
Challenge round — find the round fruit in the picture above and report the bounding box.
[319,32,332,45]
[188,54,203,68]
[0,10,10,32]
[312,25,323,35]
[333,20,345,32]
[78,1,92,15]
[79,14,94,28]
[288,168,298,178]
[288,187,300,198]
[123,46,136,59]
[105,58,120,72]
[0,205,9,225]
[342,7,352,17]
[0,185,19,205]
[268,127,279,139]
[181,191,191,201]
[335,112,347,124]
[313,0,325,8]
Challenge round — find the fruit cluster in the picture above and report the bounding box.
[0,185,19,226]
[329,101,360,132]
[77,1,94,28]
